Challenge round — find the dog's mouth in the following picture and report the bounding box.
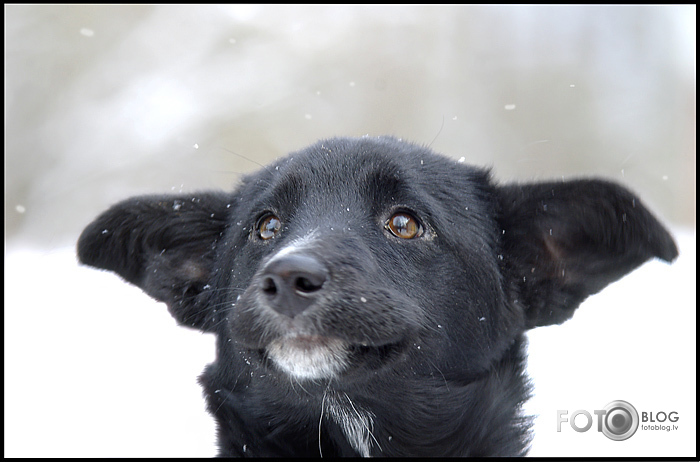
[265,334,404,381]
[230,278,421,381]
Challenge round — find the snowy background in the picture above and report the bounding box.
[5,5,695,457]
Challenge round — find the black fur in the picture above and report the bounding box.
[77,136,677,457]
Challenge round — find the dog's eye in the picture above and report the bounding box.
[386,212,423,239]
[257,213,282,240]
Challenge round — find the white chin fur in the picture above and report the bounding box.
[267,337,349,380]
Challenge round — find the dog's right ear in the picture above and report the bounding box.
[77,192,231,331]
[497,179,678,329]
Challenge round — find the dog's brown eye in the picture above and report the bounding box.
[258,214,282,240]
[386,212,423,239]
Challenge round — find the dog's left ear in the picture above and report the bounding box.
[77,192,231,331]
[497,179,678,328]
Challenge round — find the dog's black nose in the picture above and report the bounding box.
[259,254,329,318]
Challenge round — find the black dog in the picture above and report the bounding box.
[78,136,677,457]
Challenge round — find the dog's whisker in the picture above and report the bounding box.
[319,387,329,457]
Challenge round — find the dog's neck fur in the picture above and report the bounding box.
[203,337,532,457]
[322,390,378,457]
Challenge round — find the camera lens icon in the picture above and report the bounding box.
[602,400,639,441]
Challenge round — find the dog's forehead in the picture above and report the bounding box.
[267,137,456,199]
[287,138,416,178]
[237,137,493,231]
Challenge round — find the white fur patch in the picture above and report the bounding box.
[323,392,380,457]
[267,336,349,380]
[267,230,319,261]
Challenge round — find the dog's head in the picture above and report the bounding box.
[78,136,678,386]
[214,137,521,382]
